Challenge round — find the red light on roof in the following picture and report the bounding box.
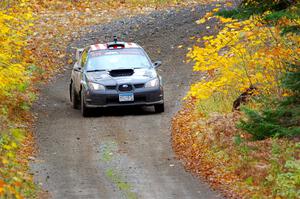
[90,42,138,51]
[108,44,125,49]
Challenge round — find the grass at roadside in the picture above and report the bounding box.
[105,169,138,199]
[100,140,137,199]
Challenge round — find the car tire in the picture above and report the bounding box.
[81,91,90,117]
[154,103,164,113]
[70,83,80,109]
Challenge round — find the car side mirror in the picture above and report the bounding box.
[153,61,162,68]
[73,66,82,72]
[75,48,85,61]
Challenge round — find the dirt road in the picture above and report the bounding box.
[32,4,223,199]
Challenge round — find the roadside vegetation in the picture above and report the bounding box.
[0,0,218,197]
[0,1,37,198]
[173,0,300,198]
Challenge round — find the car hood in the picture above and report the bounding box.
[85,68,157,85]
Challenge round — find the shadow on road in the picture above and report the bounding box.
[84,105,160,117]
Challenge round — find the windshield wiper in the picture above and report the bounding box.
[86,69,106,72]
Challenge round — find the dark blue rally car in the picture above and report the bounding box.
[69,39,164,117]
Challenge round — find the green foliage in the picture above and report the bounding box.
[264,9,297,21]
[217,0,299,20]
[239,64,300,140]
[265,141,300,198]
[281,25,300,35]
[273,160,300,198]
[240,0,294,12]
[239,107,300,140]
[281,64,300,92]
[264,6,300,35]
[105,168,138,199]
[216,7,260,19]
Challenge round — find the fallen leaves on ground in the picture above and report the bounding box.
[172,99,300,198]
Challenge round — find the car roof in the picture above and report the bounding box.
[89,42,142,51]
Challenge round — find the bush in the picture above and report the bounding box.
[239,64,300,140]
[217,0,298,20]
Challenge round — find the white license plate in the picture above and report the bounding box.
[119,93,134,102]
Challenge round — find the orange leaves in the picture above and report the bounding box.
[172,99,300,198]
[0,128,36,198]
[0,181,4,197]
[172,100,249,198]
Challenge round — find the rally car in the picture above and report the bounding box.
[69,38,164,117]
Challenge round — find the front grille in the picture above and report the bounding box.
[118,84,133,92]
[106,85,117,90]
[109,69,134,77]
[134,84,144,89]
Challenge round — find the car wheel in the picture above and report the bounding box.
[71,83,80,109]
[154,103,164,113]
[81,91,90,117]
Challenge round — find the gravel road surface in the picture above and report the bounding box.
[32,4,223,199]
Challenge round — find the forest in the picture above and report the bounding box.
[0,0,299,198]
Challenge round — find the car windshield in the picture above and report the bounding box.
[86,48,151,71]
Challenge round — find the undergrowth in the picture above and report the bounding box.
[173,0,300,198]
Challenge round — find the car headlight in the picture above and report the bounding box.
[145,78,159,88]
[88,82,105,91]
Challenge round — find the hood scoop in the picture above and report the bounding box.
[109,69,134,77]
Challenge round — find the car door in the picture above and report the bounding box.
[73,49,88,93]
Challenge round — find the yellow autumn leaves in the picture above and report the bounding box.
[0,2,34,197]
[186,10,300,110]
[0,0,33,97]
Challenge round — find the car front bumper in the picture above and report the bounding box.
[83,87,164,108]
